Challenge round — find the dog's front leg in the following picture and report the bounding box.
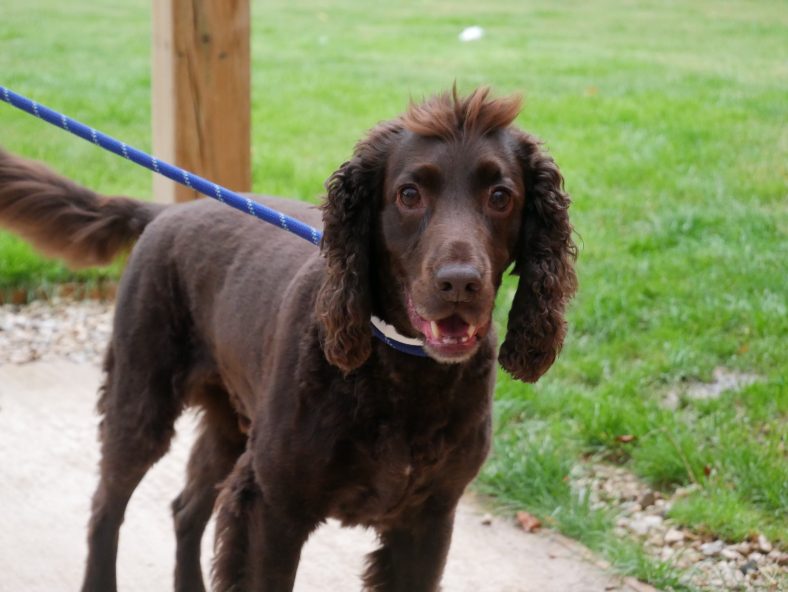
[363,506,456,592]
[213,450,314,592]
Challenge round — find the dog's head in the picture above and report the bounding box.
[316,88,577,381]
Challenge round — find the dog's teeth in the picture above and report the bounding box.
[431,321,441,339]
[460,336,469,343]
[467,324,476,338]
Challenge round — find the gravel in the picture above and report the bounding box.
[572,463,787,591]
[0,299,113,366]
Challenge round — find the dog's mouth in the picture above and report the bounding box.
[406,297,487,360]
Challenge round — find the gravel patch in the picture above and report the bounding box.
[572,463,787,591]
[0,299,113,366]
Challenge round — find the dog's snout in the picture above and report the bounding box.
[434,264,482,302]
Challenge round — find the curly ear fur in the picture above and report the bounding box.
[316,159,374,373]
[316,122,403,373]
[498,132,578,383]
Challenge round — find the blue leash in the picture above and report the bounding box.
[0,85,427,358]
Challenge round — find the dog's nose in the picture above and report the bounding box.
[434,264,482,302]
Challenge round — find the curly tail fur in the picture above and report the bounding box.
[0,148,164,268]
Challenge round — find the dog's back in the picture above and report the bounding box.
[116,195,324,411]
[0,147,324,414]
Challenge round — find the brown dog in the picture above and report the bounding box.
[0,88,576,592]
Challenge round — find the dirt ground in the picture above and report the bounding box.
[0,361,655,591]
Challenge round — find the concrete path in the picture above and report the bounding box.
[0,362,655,592]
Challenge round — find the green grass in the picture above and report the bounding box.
[1,0,786,587]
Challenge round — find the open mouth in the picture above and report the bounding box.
[422,314,477,346]
[406,298,485,358]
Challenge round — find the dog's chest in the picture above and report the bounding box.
[328,424,454,527]
[294,352,494,528]
[325,381,487,528]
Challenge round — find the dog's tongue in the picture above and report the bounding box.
[422,314,473,340]
[438,314,470,337]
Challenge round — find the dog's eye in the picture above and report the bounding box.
[398,186,423,209]
[488,188,512,212]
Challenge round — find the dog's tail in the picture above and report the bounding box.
[0,148,165,268]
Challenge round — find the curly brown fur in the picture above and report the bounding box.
[0,87,576,592]
[402,86,521,141]
[498,132,578,382]
[315,161,375,373]
[316,120,404,373]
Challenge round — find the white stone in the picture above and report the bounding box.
[664,528,685,544]
[720,547,740,561]
[757,534,772,553]
[700,540,725,556]
[628,514,663,536]
[734,542,752,555]
[748,551,765,562]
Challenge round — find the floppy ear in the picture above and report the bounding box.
[498,131,578,382]
[316,122,402,373]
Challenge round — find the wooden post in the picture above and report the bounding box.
[152,0,251,203]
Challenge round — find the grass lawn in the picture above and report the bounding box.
[1,0,785,589]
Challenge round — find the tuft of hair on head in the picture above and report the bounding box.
[402,86,522,141]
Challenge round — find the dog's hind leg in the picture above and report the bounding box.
[172,390,245,592]
[81,305,191,592]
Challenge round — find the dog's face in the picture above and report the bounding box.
[379,131,524,362]
[317,88,577,381]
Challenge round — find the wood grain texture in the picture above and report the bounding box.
[152,0,251,203]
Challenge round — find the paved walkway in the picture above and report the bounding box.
[0,362,656,591]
